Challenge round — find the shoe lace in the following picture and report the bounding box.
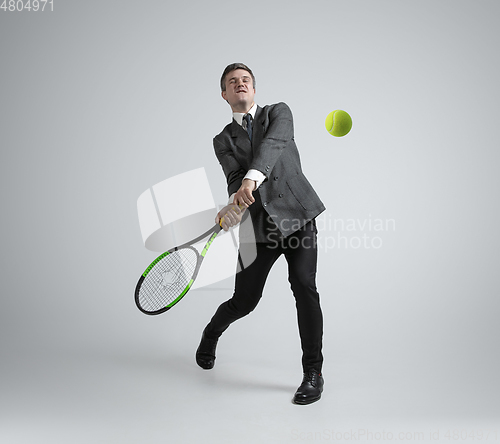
[304,370,321,387]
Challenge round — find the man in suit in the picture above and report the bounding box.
[196,63,326,405]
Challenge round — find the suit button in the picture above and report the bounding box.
[263,202,267,206]
[279,193,283,198]
[274,176,278,181]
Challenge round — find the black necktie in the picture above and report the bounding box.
[243,113,253,141]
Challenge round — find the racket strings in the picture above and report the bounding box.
[138,248,198,312]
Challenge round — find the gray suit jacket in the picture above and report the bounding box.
[214,102,325,243]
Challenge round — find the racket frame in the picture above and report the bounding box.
[134,224,222,315]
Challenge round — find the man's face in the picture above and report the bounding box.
[221,69,255,112]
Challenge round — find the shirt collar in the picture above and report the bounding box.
[233,103,257,126]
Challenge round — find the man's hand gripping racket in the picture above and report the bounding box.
[134,204,246,315]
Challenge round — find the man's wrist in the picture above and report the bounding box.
[242,178,256,190]
[244,169,266,190]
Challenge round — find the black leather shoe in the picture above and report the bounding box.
[293,370,324,405]
[195,331,218,370]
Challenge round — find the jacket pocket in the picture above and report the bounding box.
[285,177,309,210]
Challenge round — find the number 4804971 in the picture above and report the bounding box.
[1,0,54,11]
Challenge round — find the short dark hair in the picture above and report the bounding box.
[220,63,256,92]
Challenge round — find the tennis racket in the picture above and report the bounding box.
[134,205,243,315]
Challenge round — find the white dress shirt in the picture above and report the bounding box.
[228,103,266,204]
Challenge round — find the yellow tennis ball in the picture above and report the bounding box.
[325,110,352,137]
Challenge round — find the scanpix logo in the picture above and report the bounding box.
[265,213,396,251]
[315,213,396,251]
[291,428,428,441]
[290,427,498,441]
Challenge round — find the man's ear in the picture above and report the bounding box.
[221,90,227,101]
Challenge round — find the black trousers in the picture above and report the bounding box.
[204,219,323,372]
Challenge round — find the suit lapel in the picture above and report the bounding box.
[252,106,265,156]
[229,106,267,167]
[230,119,252,169]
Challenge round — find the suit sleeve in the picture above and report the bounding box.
[249,102,293,178]
[213,137,246,197]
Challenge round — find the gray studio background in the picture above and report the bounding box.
[1,0,499,443]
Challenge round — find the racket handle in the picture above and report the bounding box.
[219,203,246,227]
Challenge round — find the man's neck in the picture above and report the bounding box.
[231,101,255,114]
